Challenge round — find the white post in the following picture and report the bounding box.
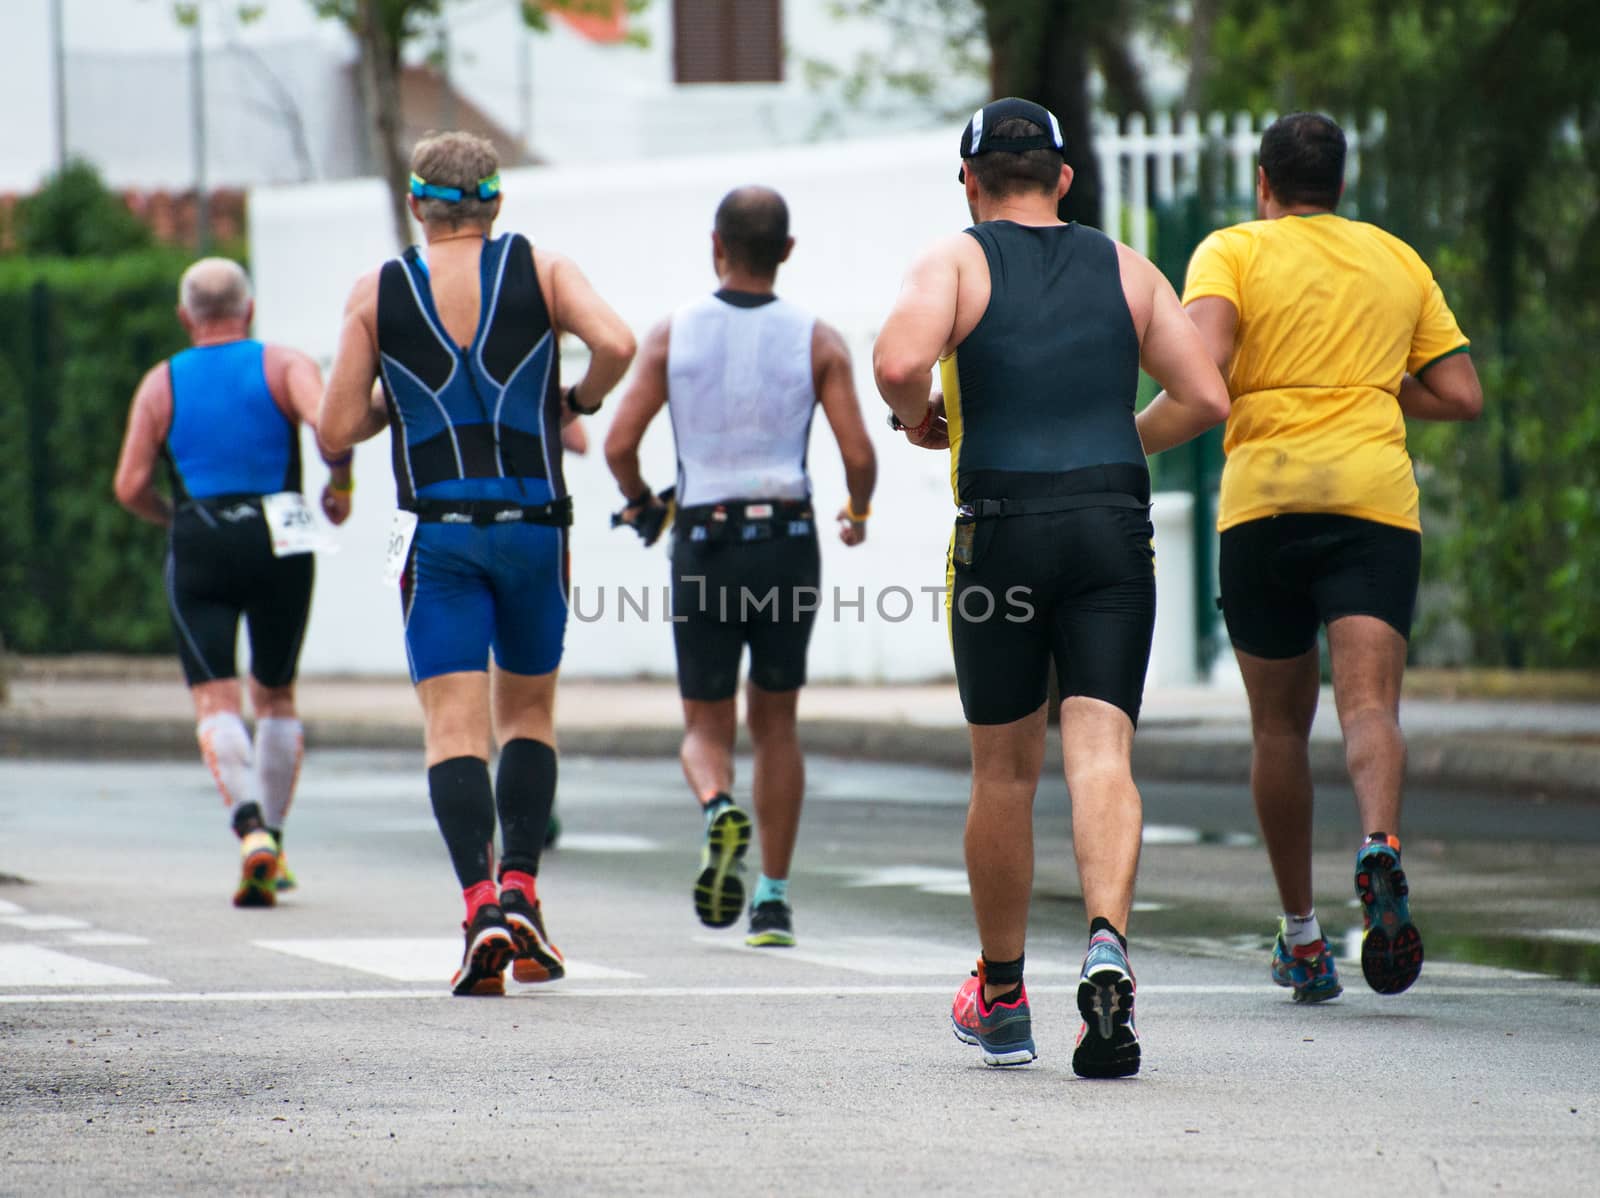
[1180,111,1202,196]
[1127,112,1149,256]
[1097,112,1121,238]
[1231,111,1255,204]
[1152,111,1175,206]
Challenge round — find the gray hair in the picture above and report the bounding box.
[179,258,252,323]
[410,131,500,228]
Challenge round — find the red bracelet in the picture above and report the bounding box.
[904,406,934,440]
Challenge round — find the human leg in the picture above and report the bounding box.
[744,682,802,946]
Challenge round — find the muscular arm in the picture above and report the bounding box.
[1135,286,1233,456]
[603,318,669,501]
[536,248,636,418]
[873,237,964,430]
[814,321,876,542]
[1399,353,1482,421]
[318,272,390,454]
[112,365,174,527]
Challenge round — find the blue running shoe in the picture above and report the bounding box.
[1356,834,1423,994]
[951,958,1036,1066]
[1072,930,1140,1079]
[1270,922,1343,1003]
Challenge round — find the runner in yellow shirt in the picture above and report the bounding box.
[1149,113,1482,1001]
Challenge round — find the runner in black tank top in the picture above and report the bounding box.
[874,99,1229,1079]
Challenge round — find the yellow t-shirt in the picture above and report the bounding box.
[1183,214,1469,532]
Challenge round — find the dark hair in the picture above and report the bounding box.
[1258,113,1346,210]
[965,118,1062,198]
[714,186,790,275]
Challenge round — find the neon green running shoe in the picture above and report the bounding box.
[693,802,751,928]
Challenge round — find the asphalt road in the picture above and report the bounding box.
[2,752,1597,1195]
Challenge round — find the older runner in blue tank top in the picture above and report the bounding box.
[874,99,1231,1078]
[113,258,354,909]
[320,132,636,998]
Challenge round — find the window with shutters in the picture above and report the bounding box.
[673,0,783,84]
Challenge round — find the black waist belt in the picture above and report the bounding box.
[676,499,814,544]
[957,492,1148,519]
[412,496,573,528]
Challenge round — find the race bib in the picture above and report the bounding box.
[382,511,419,585]
[261,492,330,557]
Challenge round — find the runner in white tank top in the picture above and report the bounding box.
[605,186,877,949]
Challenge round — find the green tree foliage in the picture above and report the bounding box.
[14,161,154,258]
[0,253,191,654]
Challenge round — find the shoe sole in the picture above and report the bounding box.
[1357,852,1424,995]
[950,1018,1037,1066]
[1073,967,1140,1079]
[451,928,514,997]
[745,931,796,948]
[233,844,279,908]
[506,911,566,984]
[694,807,752,929]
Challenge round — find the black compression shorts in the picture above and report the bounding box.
[165,498,314,689]
[950,504,1156,726]
[670,530,821,702]
[1219,513,1422,660]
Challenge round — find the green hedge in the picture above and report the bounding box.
[0,251,193,653]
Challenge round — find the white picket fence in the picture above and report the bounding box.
[1093,111,1384,257]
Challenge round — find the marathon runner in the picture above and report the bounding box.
[112,257,353,907]
[1165,113,1482,1001]
[873,99,1229,1076]
[604,185,877,948]
[318,132,636,995]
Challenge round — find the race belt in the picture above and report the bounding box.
[956,492,1148,519]
[411,496,573,527]
[676,499,815,544]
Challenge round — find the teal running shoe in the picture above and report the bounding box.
[1072,929,1139,1079]
[951,959,1036,1066]
[1356,834,1423,994]
[1270,922,1343,1003]
[693,802,751,928]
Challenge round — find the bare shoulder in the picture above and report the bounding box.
[811,317,851,364]
[343,268,381,315]
[1111,238,1166,330]
[640,315,672,361]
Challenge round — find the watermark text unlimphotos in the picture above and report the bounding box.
[570,580,1035,624]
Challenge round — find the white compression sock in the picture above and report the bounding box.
[197,712,255,820]
[1283,910,1323,949]
[255,717,304,831]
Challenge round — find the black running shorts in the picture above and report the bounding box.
[165,498,315,688]
[670,531,821,702]
[950,504,1156,727]
[1219,513,1422,660]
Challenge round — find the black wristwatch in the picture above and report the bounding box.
[887,412,906,432]
[566,385,599,416]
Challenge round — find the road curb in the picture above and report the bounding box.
[3,712,1599,799]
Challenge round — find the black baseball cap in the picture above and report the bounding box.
[959,97,1066,160]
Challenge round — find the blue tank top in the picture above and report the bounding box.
[165,340,300,500]
[374,232,562,508]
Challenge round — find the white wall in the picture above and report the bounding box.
[251,134,1196,684]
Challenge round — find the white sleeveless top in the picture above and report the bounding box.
[666,292,817,507]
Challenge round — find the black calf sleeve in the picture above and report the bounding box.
[428,757,496,888]
[983,953,1025,986]
[496,738,557,878]
[231,801,265,838]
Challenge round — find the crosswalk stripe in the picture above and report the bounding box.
[0,914,92,932]
[692,934,1080,977]
[0,945,167,988]
[253,938,641,982]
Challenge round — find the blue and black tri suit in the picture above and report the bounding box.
[940,221,1156,726]
[163,338,314,689]
[377,232,570,683]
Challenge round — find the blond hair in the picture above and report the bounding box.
[410,131,501,228]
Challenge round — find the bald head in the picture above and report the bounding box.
[179,258,252,325]
[713,186,790,277]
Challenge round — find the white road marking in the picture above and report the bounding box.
[1528,928,1600,944]
[0,981,1563,1006]
[0,899,25,916]
[841,866,970,895]
[253,938,641,981]
[62,931,150,947]
[693,934,1079,977]
[0,945,167,988]
[552,833,659,853]
[1,914,92,932]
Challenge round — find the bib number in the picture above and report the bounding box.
[261,492,329,557]
[383,511,419,585]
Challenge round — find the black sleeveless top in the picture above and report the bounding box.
[943,221,1148,504]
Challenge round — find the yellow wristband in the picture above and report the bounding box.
[330,478,354,494]
[845,503,870,522]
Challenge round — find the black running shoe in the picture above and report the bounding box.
[500,887,565,984]
[1072,929,1140,1079]
[745,900,795,947]
[450,903,513,997]
[694,802,752,928]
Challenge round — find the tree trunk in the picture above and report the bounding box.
[1182,0,1220,111]
[356,0,412,251]
[982,0,1102,228]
